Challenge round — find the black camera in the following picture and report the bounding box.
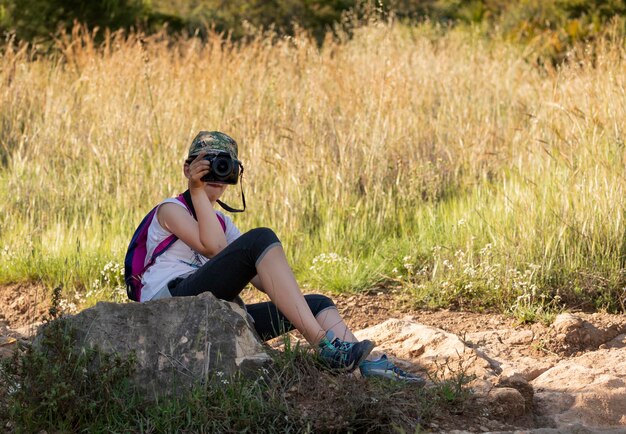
[201,151,241,185]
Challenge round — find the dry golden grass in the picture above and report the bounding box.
[1,21,625,311]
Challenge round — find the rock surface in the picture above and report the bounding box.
[33,292,271,397]
[354,318,499,381]
[532,346,626,428]
[550,313,624,354]
[354,315,626,432]
[464,328,557,382]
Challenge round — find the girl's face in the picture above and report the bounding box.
[203,182,228,203]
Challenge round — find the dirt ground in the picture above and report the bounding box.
[0,283,517,338]
[1,283,625,433]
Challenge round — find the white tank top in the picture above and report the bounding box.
[140,197,241,301]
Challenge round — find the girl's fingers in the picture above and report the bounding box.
[187,152,210,188]
[191,165,211,184]
[191,160,209,172]
[190,154,211,178]
[191,169,209,181]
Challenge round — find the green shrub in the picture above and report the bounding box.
[0,320,137,432]
[0,320,473,432]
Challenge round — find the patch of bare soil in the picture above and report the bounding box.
[329,289,626,357]
[0,283,51,359]
[0,283,50,330]
[330,290,514,334]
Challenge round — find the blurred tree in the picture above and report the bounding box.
[1,0,626,52]
[2,0,149,41]
[172,0,357,41]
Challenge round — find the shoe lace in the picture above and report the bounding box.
[332,339,355,352]
[391,365,408,376]
[320,340,349,365]
[391,364,421,380]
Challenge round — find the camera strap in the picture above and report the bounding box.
[217,165,246,213]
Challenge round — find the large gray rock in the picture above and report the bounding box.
[35,292,271,397]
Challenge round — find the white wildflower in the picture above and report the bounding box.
[310,252,350,272]
[479,243,493,256]
[463,266,476,278]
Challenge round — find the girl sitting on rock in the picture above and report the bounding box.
[139,130,422,382]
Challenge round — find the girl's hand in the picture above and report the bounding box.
[187,151,210,190]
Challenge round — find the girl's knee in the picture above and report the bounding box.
[305,294,336,316]
[247,227,280,246]
[246,227,282,266]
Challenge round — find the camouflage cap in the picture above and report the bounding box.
[188,131,238,160]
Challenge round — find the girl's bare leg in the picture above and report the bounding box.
[315,308,357,341]
[256,245,326,345]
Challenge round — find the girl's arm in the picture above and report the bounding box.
[157,152,227,258]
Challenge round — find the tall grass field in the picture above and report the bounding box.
[1,20,625,319]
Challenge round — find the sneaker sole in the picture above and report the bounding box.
[362,368,426,385]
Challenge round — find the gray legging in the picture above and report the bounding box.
[166,227,336,341]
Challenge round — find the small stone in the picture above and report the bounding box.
[469,378,493,395]
[408,344,425,358]
[489,387,527,418]
[505,330,534,345]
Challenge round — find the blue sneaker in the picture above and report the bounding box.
[318,333,375,372]
[359,354,426,385]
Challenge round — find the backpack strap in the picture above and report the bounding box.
[143,232,178,275]
[146,194,227,268]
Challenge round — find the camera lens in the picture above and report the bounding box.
[213,157,233,177]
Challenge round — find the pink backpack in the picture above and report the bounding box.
[124,192,225,301]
